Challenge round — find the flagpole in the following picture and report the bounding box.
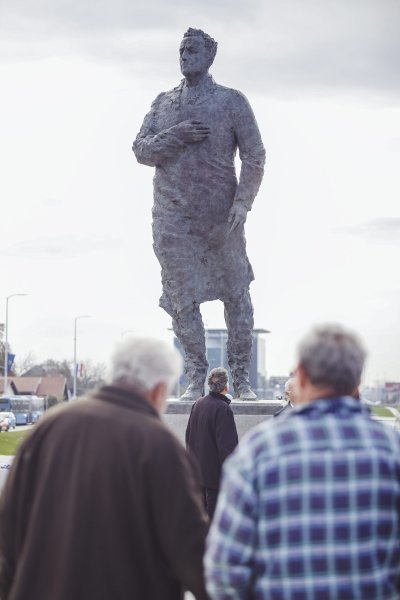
[73,315,91,400]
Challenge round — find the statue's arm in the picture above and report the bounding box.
[132,94,186,167]
[227,92,266,231]
[233,92,266,210]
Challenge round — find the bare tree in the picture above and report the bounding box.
[77,359,108,395]
[15,352,37,376]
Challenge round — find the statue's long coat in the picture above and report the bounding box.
[133,75,265,315]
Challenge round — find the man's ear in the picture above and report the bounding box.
[296,364,308,389]
[150,381,168,413]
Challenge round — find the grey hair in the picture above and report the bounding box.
[297,324,367,395]
[111,337,182,395]
[183,27,218,62]
[208,367,228,394]
[284,378,294,393]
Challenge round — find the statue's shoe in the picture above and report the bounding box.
[238,386,258,401]
[179,385,203,402]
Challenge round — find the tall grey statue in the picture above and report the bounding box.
[133,28,265,400]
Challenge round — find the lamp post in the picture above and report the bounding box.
[3,294,27,397]
[73,315,91,399]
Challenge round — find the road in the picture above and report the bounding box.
[14,424,34,432]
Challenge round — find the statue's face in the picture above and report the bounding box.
[179,36,211,77]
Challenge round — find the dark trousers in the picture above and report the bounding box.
[203,487,219,520]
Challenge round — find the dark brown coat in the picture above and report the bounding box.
[0,385,209,600]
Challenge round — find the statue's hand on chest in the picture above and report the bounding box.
[169,119,210,145]
[155,94,233,149]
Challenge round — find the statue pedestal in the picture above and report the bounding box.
[166,399,281,415]
[164,399,283,442]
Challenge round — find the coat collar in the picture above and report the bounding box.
[169,74,216,108]
[95,385,159,418]
[209,391,231,405]
[181,73,215,94]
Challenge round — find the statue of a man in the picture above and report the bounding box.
[133,28,265,400]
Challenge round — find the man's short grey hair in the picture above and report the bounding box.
[297,324,367,395]
[183,27,218,62]
[284,378,294,393]
[208,367,228,394]
[111,337,182,395]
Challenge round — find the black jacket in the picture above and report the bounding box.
[185,392,238,489]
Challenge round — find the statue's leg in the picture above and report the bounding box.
[224,289,257,400]
[172,303,208,401]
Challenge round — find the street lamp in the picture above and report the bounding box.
[3,294,27,397]
[73,315,91,399]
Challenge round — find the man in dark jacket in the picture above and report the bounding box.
[185,367,238,519]
[0,338,209,600]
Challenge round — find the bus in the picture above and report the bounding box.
[0,395,45,425]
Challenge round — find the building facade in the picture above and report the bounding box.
[174,328,269,399]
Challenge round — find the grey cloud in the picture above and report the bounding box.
[217,0,400,96]
[0,0,257,37]
[1,0,399,97]
[342,218,400,242]
[2,235,121,259]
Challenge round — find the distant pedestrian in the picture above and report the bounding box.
[273,376,299,418]
[0,338,209,600]
[186,367,238,519]
[206,324,400,599]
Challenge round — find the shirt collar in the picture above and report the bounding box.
[294,395,370,418]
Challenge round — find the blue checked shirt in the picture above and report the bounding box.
[205,397,400,599]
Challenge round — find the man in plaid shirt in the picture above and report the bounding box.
[205,324,400,599]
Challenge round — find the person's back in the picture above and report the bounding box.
[0,339,208,600]
[205,324,400,599]
[186,368,238,518]
[210,398,400,598]
[186,394,235,485]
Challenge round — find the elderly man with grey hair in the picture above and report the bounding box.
[206,324,400,599]
[0,338,209,600]
[273,376,299,418]
[186,367,238,519]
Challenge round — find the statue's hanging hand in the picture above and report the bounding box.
[228,202,248,233]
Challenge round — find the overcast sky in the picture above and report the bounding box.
[1,0,399,385]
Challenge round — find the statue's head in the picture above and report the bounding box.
[179,28,218,78]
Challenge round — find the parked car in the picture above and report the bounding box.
[0,412,16,431]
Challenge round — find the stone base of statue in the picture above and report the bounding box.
[179,385,257,402]
[167,399,281,415]
[164,399,282,442]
